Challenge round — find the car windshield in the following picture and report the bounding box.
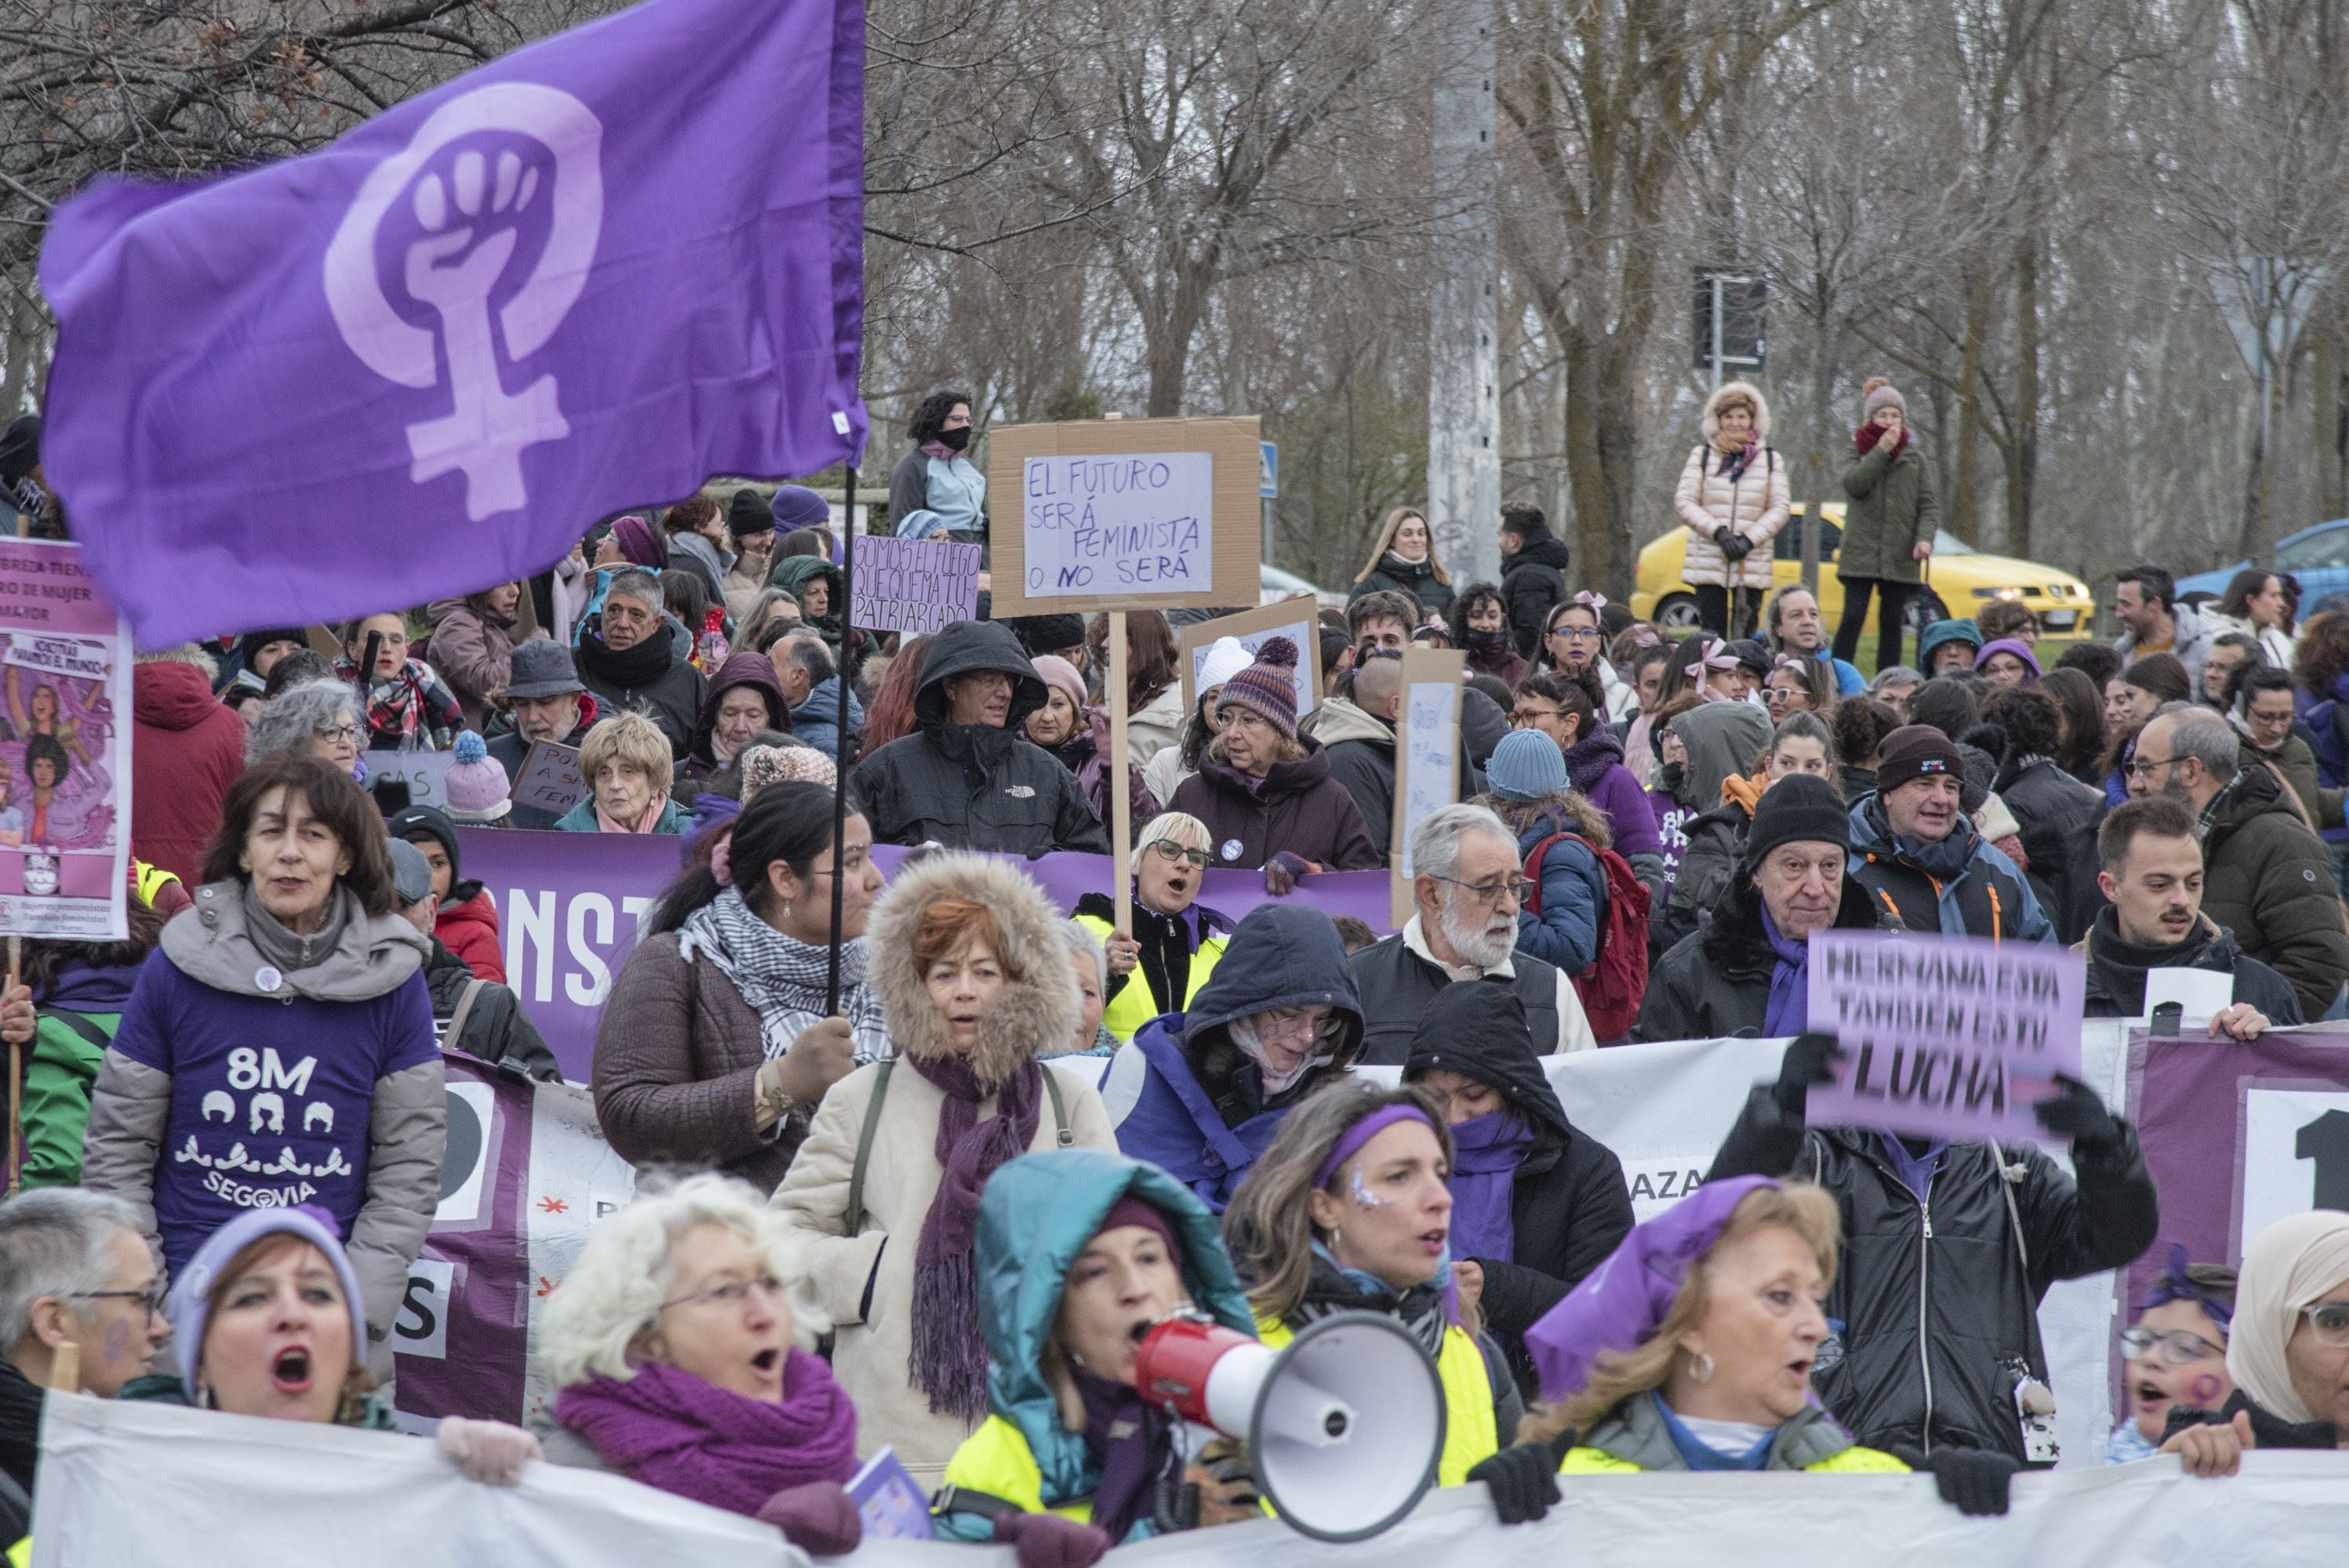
[1933,529,1975,556]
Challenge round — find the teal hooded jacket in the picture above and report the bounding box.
[934,1148,1258,1541]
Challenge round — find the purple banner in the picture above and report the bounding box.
[390,1053,532,1422]
[1805,930,2082,1145]
[40,0,866,646]
[452,827,1395,1082]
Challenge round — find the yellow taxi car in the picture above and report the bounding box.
[1628,503,2096,644]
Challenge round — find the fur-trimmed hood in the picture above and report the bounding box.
[865,851,1080,1089]
[1701,379,1773,443]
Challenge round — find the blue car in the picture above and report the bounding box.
[2177,517,2349,606]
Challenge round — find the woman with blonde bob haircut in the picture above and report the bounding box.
[1073,811,1233,1044]
[540,1174,863,1553]
[1469,1178,2020,1523]
[1351,505,1454,619]
[558,710,691,833]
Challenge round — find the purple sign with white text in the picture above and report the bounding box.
[1805,929,2082,1145]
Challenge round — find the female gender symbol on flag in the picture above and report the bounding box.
[323,84,604,521]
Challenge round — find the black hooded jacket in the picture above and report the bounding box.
[1501,534,1571,660]
[1705,1081,2160,1463]
[1632,870,1897,1042]
[1403,982,1634,1396]
[425,939,562,1083]
[848,619,1110,854]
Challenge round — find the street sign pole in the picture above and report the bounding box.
[1259,440,1279,568]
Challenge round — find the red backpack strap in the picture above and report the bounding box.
[1519,833,1573,916]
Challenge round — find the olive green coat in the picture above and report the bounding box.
[1837,440,1939,586]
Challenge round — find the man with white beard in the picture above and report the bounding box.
[1348,803,1598,1062]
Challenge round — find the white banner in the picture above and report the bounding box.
[31,1392,803,1568]
[33,1391,2342,1568]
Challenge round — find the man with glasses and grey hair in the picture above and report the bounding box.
[1349,803,1596,1063]
[2126,701,2349,1021]
[2,1189,170,1504]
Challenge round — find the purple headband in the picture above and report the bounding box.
[1523,1175,1778,1402]
[1316,1102,1436,1189]
[2135,1242,2233,1329]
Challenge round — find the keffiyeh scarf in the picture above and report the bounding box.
[677,887,891,1062]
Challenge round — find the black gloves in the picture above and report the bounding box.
[1712,526,1754,561]
[1468,1430,1570,1525]
[2034,1073,2125,1156]
[1773,1033,1845,1121]
[1893,1445,2019,1517]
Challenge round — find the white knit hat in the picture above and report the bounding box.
[1198,636,1254,694]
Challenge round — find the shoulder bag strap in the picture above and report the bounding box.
[34,1005,111,1052]
[846,1057,895,1233]
[442,980,485,1050]
[1041,1064,1072,1146]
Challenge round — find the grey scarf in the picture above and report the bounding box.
[241,880,354,973]
[677,888,892,1062]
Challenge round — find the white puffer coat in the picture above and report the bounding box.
[1675,382,1791,590]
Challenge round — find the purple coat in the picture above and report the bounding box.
[1563,731,1663,860]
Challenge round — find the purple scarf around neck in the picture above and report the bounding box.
[552,1353,857,1516]
[1073,1363,1178,1542]
[1759,903,1811,1037]
[1447,1110,1537,1262]
[906,1049,1044,1421]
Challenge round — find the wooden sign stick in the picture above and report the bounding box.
[5,934,19,1197]
[1110,612,1134,937]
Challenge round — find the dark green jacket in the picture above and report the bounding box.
[1837,440,1938,585]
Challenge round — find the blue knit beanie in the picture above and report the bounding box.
[1486,728,1571,803]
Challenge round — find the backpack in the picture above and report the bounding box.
[1523,830,1651,1042]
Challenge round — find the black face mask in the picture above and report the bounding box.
[935,425,971,452]
[1465,627,1508,651]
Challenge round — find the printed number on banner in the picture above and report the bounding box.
[2239,1089,2349,1247]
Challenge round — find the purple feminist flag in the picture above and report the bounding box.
[38,0,866,648]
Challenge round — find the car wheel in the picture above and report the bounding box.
[1904,590,1948,635]
[1656,593,1703,632]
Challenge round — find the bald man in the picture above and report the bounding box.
[1307,652,1407,864]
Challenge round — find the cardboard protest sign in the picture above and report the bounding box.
[986,416,1262,615]
[510,740,586,818]
[0,540,131,939]
[1805,930,2084,1144]
[1391,648,1465,925]
[1178,597,1322,720]
[851,535,982,634]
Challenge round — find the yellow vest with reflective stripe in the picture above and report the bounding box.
[940,1415,1095,1524]
[1256,1316,1498,1488]
[133,858,180,910]
[1559,1443,1909,1475]
[1074,915,1228,1042]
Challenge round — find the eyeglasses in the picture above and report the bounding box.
[2119,1326,2225,1365]
[71,1282,169,1316]
[1149,840,1211,868]
[1509,708,1559,728]
[2126,753,2183,779]
[1428,873,1530,907]
[1549,626,1603,641]
[314,724,361,744]
[660,1274,787,1312]
[2306,1301,2349,1347]
[1249,1007,1331,1044]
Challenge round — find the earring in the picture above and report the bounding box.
[1687,1350,1715,1385]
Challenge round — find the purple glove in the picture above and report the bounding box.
[756,1482,862,1556]
[993,1510,1113,1568]
[1264,850,1315,895]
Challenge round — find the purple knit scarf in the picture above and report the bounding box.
[907,1050,1044,1421]
[1561,728,1628,793]
[1447,1110,1536,1263]
[1759,903,1812,1038]
[552,1353,858,1516]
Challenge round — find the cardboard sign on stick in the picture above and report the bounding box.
[986,417,1263,616]
[1390,648,1465,927]
[1178,597,1323,720]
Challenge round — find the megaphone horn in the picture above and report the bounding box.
[1135,1308,1447,1542]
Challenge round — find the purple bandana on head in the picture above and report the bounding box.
[1523,1175,1778,1402]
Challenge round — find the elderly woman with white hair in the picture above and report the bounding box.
[2157,1209,2349,1474]
[1052,921,1118,1056]
[243,678,366,779]
[1072,811,1233,1044]
[543,1174,863,1555]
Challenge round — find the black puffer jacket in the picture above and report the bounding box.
[1351,554,1457,619]
[2077,908,2304,1023]
[1706,1089,2160,1462]
[1501,534,1571,660]
[1402,982,1633,1396]
[1632,870,1896,1042]
[1995,757,2108,942]
[425,939,562,1083]
[850,619,1110,854]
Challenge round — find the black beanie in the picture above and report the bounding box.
[1741,773,1851,870]
[1001,614,1087,657]
[726,488,775,539]
[1876,724,1966,795]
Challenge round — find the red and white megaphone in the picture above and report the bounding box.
[1133,1308,1447,1541]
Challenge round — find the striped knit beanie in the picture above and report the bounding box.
[1215,637,1301,739]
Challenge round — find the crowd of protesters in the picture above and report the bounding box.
[2,390,2347,1566]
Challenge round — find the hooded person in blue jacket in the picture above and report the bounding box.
[931,1149,1262,1566]
[1102,905,1364,1212]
